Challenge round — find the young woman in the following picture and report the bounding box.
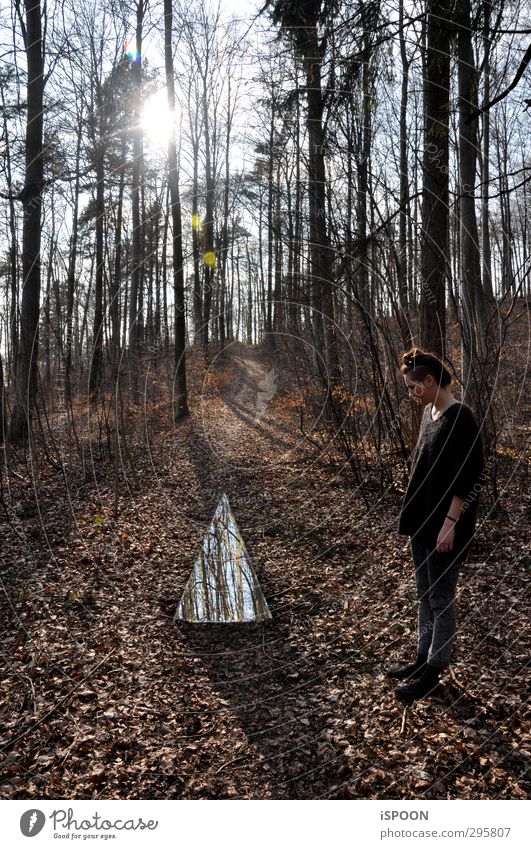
[389,347,485,703]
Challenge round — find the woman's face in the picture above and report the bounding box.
[404,372,433,405]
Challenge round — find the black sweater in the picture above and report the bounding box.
[398,402,485,555]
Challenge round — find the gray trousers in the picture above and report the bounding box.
[411,535,464,669]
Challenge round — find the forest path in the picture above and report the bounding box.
[173,340,307,534]
[195,339,290,462]
[144,340,370,799]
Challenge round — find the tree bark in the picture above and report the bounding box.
[128,0,146,384]
[109,137,125,381]
[0,82,19,384]
[458,0,497,456]
[190,99,203,340]
[89,136,105,396]
[266,94,275,335]
[480,0,494,301]
[9,0,45,442]
[0,352,5,441]
[201,63,215,350]
[398,0,412,346]
[303,27,339,384]
[419,0,451,357]
[164,0,189,418]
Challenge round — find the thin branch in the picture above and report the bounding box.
[467,43,531,123]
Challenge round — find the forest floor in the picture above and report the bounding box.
[0,340,529,800]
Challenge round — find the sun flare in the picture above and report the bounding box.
[142,88,176,146]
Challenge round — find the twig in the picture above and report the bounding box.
[449,665,469,692]
[57,734,80,768]
[213,754,248,775]
[400,706,408,736]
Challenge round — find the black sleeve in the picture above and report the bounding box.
[448,408,485,499]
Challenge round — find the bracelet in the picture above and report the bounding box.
[446,515,457,523]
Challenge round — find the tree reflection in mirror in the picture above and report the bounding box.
[174,493,272,623]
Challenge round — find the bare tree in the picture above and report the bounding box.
[9,0,45,442]
[419,0,452,357]
[129,0,148,381]
[164,0,188,417]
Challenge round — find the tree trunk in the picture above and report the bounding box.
[0,352,5,441]
[419,0,451,357]
[201,68,215,350]
[458,0,482,399]
[293,74,302,334]
[398,0,412,346]
[219,74,233,349]
[1,82,19,384]
[458,0,497,457]
[190,115,203,340]
[273,160,283,331]
[43,196,53,389]
[164,0,189,418]
[89,140,105,396]
[480,0,494,301]
[355,30,370,322]
[110,138,125,377]
[128,0,145,384]
[266,95,275,335]
[9,0,44,443]
[161,184,170,349]
[303,27,339,384]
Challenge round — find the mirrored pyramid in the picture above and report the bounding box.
[174,493,272,623]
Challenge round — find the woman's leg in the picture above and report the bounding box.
[395,538,463,702]
[425,545,463,668]
[411,536,433,658]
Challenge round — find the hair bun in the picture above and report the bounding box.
[403,351,416,369]
[400,347,452,387]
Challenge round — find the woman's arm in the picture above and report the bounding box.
[436,495,465,553]
[446,494,465,522]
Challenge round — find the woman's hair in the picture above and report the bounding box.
[400,347,453,387]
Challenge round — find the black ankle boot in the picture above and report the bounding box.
[387,653,428,680]
[394,663,442,704]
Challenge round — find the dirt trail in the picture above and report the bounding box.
[174,341,307,534]
[137,342,363,799]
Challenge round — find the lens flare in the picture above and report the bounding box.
[125,40,140,62]
[203,251,216,268]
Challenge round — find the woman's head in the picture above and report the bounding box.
[400,347,453,404]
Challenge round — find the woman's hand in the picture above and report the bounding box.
[436,518,455,553]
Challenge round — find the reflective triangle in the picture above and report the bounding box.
[174,493,272,623]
